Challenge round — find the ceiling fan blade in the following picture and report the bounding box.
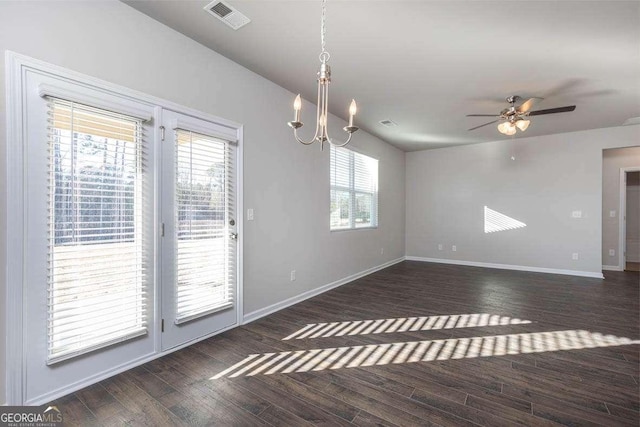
[517,97,543,113]
[466,114,499,117]
[528,105,576,116]
[468,120,498,131]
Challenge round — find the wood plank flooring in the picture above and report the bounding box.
[51,261,639,426]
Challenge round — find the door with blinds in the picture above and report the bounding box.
[22,72,157,403]
[160,110,239,351]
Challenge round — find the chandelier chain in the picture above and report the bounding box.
[320,0,328,60]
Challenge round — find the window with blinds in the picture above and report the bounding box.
[330,146,379,230]
[47,99,148,364]
[174,129,235,324]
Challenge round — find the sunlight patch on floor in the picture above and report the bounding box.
[282,313,532,340]
[211,330,638,379]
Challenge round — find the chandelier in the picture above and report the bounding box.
[287,0,358,150]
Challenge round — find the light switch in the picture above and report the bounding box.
[609,210,616,218]
[247,208,254,221]
[571,211,582,218]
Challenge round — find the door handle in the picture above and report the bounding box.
[230,232,238,240]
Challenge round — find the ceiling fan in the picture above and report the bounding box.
[467,95,576,135]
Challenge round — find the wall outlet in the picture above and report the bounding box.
[572,211,582,218]
[452,245,457,252]
[609,210,616,218]
[609,249,615,256]
[380,247,384,255]
[290,270,296,281]
[572,253,579,260]
[438,244,443,251]
[247,208,254,221]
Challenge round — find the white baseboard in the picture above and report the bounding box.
[242,257,405,324]
[405,256,604,279]
[602,265,623,271]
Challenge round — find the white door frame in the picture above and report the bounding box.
[5,51,244,405]
[619,166,640,271]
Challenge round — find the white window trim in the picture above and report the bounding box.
[330,146,379,232]
[4,51,244,405]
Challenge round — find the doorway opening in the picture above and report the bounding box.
[623,171,640,271]
[602,147,640,272]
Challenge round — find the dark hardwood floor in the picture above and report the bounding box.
[52,261,639,426]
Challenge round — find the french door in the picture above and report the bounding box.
[17,63,240,404]
[160,110,239,351]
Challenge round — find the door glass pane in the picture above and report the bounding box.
[48,99,146,364]
[175,130,232,323]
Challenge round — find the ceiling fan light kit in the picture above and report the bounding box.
[287,0,358,150]
[467,95,576,136]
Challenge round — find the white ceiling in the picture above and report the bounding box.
[124,0,640,151]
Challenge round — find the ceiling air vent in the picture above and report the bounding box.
[379,119,398,127]
[204,1,251,30]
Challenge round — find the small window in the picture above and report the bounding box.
[330,145,378,230]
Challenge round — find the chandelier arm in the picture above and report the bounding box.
[293,128,318,145]
[326,132,354,148]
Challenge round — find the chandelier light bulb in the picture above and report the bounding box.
[348,99,357,126]
[349,99,357,116]
[293,94,302,122]
[506,123,517,136]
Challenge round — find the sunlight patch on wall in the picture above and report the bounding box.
[484,206,526,233]
[282,314,532,341]
[210,330,638,379]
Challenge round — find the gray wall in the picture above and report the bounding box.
[602,148,640,268]
[0,1,405,404]
[406,125,640,275]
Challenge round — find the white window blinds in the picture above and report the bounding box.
[47,98,148,364]
[174,129,235,324]
[330,146,379,230]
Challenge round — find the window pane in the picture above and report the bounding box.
[330,189,351,229]
[355,192,373,228]
[48,99,146,363]
[330,145,378,230]
[354,153,377,193]
[330,147,350,188]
